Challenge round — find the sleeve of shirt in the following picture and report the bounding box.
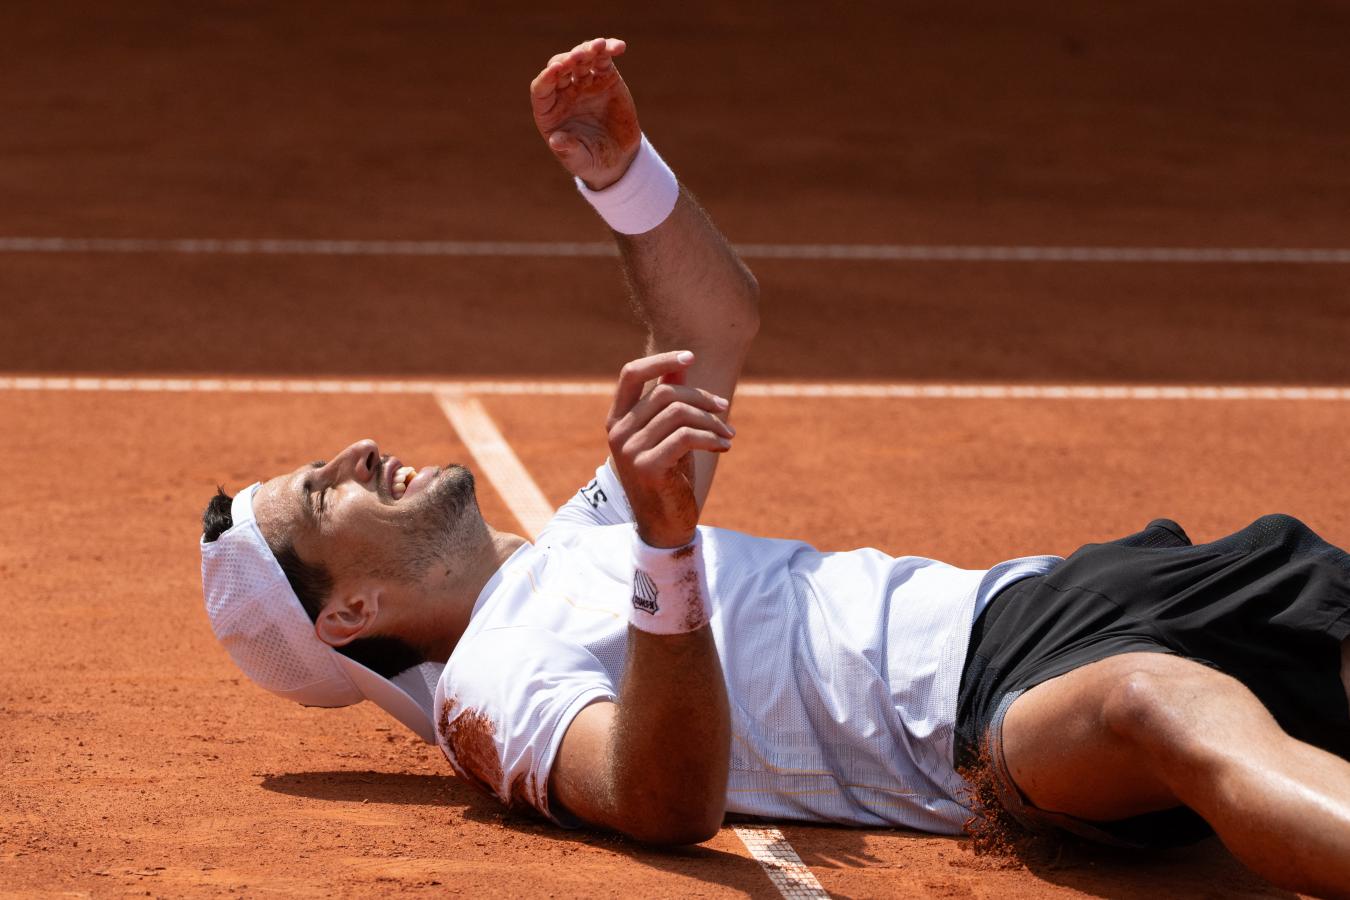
[433,626,617,827]
[539,460,633,535]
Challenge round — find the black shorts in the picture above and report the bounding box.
[954,514,1350,848]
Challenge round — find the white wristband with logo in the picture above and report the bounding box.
[629,530,711,635]
[575,135,680,235]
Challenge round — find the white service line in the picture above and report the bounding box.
[733,826,831,900]
[2,236,1349,263]
[4,374,1350,402]
[433,394,558,538]
[432,391,830,900]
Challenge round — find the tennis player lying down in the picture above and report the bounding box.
[198,38,1350,898]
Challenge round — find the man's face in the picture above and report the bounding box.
[251,439,479,590]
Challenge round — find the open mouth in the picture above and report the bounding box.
[392,464,417,498]
[382,455,436,501]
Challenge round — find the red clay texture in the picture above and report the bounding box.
[4,2,1347,898]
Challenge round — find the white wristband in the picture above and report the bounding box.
[575,135,679,235]
[629,530,710,635]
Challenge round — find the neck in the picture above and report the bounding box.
[417,525,526,663]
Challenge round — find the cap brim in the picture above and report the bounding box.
[333,653,440,744]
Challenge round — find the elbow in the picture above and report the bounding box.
[739,260,760,303]
[723,267,760,348]
[738,264,761,334]
[685,806,727,844]
[661,822,724,847]
[740,304,761,345]
[615,788,726,845]
[627,806,725,846]
[673,800,726,845]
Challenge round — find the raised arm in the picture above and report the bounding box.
[550,353,733,843]
[531,37,759,509]
[530,40,745,843]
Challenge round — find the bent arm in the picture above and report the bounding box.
[548,624,730,844]
[532,37,759,508]
[533,39,738,844]
[614,187,760,508]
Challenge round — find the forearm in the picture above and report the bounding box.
[536,42,735,843]
[531,38,758,360]
[610,624,731,843]
[609,178,759,507]
[615,184,760,356]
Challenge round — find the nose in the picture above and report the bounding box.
[327,439,381,486]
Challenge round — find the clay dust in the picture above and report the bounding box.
[956,747,1060,870]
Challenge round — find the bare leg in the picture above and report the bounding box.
[1001,652,1350,898]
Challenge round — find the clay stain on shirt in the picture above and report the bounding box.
[438,701,503,800]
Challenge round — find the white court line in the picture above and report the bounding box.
[431,392,829,900]
[433,394,558,538]
[732,826,831,899]
[2,236,1349,263]
[3,374,1350,401]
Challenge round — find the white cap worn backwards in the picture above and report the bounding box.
[200,483,439,743]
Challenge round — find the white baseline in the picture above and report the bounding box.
[2,375,1350,402]
[1,236,1349,264]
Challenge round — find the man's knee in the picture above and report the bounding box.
[1100,657,1283,781]
[1102,668,1174,742]
[1100,662,1225,767]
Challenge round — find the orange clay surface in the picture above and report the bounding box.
[3,2,1350,898]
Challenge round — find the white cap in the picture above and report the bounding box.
[200,483,440,743]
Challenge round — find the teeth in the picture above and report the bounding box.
[391,466,416,498]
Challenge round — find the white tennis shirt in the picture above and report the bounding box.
[433,462,1059,833]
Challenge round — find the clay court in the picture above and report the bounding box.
[4,2,1350,897]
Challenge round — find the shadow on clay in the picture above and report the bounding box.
[260,770,793,896]
[260,769,480,808]
[1012,836,1299,900]
[256,772,1297,899]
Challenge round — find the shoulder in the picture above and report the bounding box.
[541,460,633,535]
[434,627,617,821]
[441,626,611,699]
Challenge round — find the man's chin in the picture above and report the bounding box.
[425,464,476,517]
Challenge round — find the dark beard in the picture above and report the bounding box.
[377,465,480,582]
[422,464,476,536]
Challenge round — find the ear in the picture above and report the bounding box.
[314,589,381,648]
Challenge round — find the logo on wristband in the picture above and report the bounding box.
[632,569,660,615]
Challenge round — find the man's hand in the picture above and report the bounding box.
[530,37,640,190]
[605,351,734,548]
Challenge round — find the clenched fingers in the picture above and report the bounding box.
[608,381,729,435]
[633,426,732,475]
[607,350,696,422]
[611,398,734,459]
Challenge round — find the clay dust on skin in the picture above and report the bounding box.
[956,748,1059,869]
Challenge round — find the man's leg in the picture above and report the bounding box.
[1001,652,1350,898]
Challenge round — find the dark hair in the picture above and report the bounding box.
[202,488,235,543]
[200,488,424,679]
